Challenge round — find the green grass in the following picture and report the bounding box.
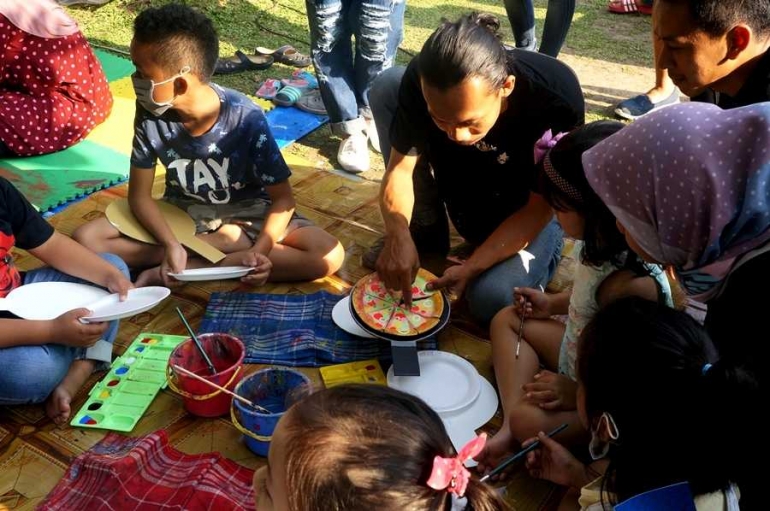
[68,0,653,177]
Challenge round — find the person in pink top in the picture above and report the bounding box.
[0,0,112,156]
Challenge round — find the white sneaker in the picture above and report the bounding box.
[337,131,370,174]
[364,117,381,154]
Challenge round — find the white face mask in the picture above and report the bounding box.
[131,66,190,116]
[588,412,620,460]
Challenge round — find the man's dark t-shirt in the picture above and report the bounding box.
[390,49,585,244]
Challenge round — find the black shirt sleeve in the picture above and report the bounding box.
[389,58,432,157]
[0,177,55,250]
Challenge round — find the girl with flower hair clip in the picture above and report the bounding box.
[254,384,507,511]
[525,297,750,510]
[477,122,674,479]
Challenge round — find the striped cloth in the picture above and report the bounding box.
[198,291,436,366]
[39,430,255,510]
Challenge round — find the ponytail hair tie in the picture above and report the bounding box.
[427,434,487,498]
[533,129,567,165]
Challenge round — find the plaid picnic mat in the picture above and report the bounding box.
[39,430,255,511]
[198,291,436,366]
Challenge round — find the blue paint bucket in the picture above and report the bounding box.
[230,368,311,457]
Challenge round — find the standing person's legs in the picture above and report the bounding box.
[464,219,563,324]
[503,0,537,51]
[306,0,369,173]
[539,0,576,58]
[351,0,405,153]
[369,65,404,167]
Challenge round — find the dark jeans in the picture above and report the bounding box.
[370,66,564,324]
[305,0,405,136]
[503,0,576,58]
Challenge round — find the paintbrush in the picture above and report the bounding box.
[516,300,528,359]
[176,307,217,375]
[480,423,568,483]
[172,364,273,414]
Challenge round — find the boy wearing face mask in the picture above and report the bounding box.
[74,4,344,287]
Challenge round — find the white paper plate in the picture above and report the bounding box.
[442,375,499,467]
[0,282,110,320]
[387,351,481,414]
[332,295,375,338]
[81,287,171,323]
[168,266,254,281]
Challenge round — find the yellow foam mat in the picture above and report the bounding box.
[109,76,137,100]
[86,96,136,156]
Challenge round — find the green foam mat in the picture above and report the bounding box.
[93,48,135,82]
[0,140,129,212]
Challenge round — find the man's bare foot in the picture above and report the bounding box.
[135,266,164,287]
[476,424,517,480]
[45,384,73,425]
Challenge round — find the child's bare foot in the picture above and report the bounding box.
[45,384,73,425]
[476,424,517,480]
[135,265,164,287]
[45,359,95,426]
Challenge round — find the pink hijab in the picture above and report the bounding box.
[0,0,79,39]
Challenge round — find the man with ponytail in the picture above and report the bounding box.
[368,12,584,324]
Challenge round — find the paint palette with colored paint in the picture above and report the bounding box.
[70,333,187,432]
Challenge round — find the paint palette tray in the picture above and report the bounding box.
[70,333,187,432]
[320,359,387,388]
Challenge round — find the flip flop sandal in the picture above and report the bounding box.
[290,69,319,88]
[281,78,318,91]
[273,85,306,106]
[256,79,283,99]
[608,0,639,13]
[295,89,327,115]
[57,0,112,5]
[255,45,311,68]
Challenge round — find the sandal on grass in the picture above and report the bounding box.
[290,69,319,88]
[215,51,273,74]
[255,45,311,68]
[608,0,639,13]
[256,79,283,99]
[296,89,327,115]
[273,85,307,106]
